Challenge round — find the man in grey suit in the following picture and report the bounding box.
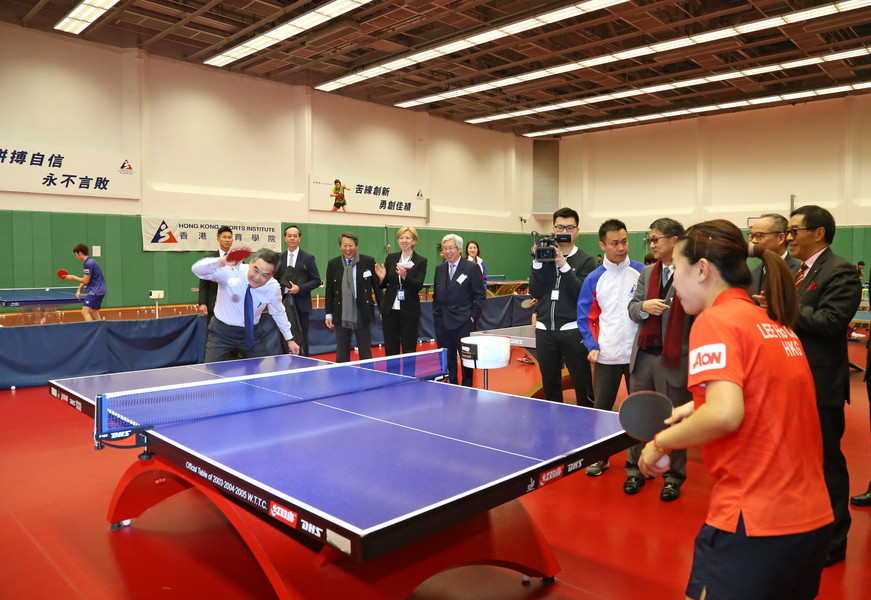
[748,213,801,302]
[788,205,862,566]
[625,218,693,501]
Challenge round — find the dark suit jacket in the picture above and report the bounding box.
[748,251,801,298]
[274,249,322,315]
[432,259,486,331]
[197,250,220,315]
[324,254,383,324]
[379,251,428,317]
[628,263,693,389]
[794,247,862,407]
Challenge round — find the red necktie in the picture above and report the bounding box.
[795,263,808,290]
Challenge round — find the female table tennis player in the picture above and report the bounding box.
[638,219,832,600]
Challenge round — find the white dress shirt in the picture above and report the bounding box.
[192,257,294,340]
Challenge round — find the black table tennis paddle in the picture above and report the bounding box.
[618,391,673,442]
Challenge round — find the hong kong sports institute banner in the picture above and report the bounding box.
[141,217,282,252]
[0,140,140,200]
[309,175,426,217]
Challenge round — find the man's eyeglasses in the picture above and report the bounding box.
[785,227,815,238]
[553,225,576,233]
[643,235,671,245]
[747,231,782,241]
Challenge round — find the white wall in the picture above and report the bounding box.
[3,22,871,235]
[0,23,534,234]
[561,94,871,232]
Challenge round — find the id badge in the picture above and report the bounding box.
[551,290,559,301]
[397,289,405,301]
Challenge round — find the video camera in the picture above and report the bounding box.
[532,231,571,262]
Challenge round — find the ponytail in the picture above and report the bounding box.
[749,243,798,328]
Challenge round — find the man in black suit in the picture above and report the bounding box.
[855,340,871,507]
[274,225,321,355]
[197,225,234,318]
[747,213,801,302]
[788,205,862,566]
[324,232,383,363]
[433,233,486,386]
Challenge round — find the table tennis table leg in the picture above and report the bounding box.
[106,456,561,600]
[106,456,193,527]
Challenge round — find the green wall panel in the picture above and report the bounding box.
[2,210,869,311]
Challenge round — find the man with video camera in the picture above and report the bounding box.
[528,207,596,405]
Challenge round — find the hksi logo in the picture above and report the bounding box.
[150,220,178,244]
[689,343,727,375]
[539,465,564,487]
[268,502,298,528]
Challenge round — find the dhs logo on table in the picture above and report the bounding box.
[538,465,564,487]
[269,501,298,528]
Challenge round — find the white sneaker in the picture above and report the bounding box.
[585,460,610,477]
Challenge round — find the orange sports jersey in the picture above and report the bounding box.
[687,288,833,536]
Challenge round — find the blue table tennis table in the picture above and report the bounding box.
[49,351,632,600]
[0,286,81,325]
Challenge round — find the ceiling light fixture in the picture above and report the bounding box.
[204,0,373,68]
[523,80,871,137]
[315,0,630,92]
[465,45,870,124]
[398,0,871,109]
[54,0,120,35]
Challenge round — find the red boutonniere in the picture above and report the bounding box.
[806,282,818,290]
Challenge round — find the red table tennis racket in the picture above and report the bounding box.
[57,268,69,280]
[225,247,251,263]
[619,390,673,442]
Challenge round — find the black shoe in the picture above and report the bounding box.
[849,491,871,507]
[660,481,681,502]
[824,549,846,567]
[624,475,645,495]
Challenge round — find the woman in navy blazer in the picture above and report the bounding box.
[375,226,428,356]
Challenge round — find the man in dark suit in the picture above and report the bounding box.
[788,205,862,566]
[624,218,693,501]
[274,225,321,355]
[433,233,486,386]
[855,340,871,507]
[748,213,801,302]
[324,232,383,363]
[197,225,234,318]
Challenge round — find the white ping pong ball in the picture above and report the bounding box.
[10,386,15,391]
[46,288,50,291]
[655,454,670,469]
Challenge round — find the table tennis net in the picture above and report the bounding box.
[95,349,446,443]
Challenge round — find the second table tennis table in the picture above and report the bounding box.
[0,286,81,325]
[49,351,632,599]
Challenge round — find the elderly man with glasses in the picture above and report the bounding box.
[747,213,802,304]
[786,205,861,567]
[432,233,486,386]
[623,218,694,501]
